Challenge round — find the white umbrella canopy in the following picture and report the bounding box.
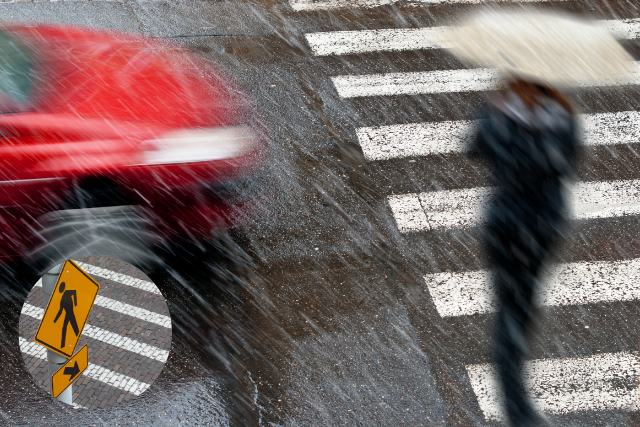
[438,9,637,87]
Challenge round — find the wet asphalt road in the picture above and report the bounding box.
[0,0,640,426]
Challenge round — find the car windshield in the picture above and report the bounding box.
[0,30,32,104]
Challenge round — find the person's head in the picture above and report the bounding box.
[506,78,573,112]
[59,282,65,293]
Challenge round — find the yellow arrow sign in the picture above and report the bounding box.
[51,344,88,398]
[35,260,100,358]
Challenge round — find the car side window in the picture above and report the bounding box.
[0,31,32,104]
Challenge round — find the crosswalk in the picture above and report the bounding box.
[297,4,640,423]
[21,303,169,362]
[31,280,171,328]
[19,337,150,397]
[18,259,172,409]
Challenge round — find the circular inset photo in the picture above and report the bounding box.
[18,256,172,409]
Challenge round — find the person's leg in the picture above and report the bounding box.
[494,270,538,424]
[61,317,68,349]
[69,313,79,336]
[491,224,553,426]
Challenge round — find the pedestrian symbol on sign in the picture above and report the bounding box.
[34,260,100,358]
[53,282,79,349]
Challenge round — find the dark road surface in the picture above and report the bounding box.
[0,0,639,426]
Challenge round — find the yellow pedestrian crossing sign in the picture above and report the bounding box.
[51,345,88,398]
[35,260,100,358]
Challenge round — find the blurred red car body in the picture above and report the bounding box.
[0,24,266,267]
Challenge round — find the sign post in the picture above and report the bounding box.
[37,260,100,404]
[42,264,70,404]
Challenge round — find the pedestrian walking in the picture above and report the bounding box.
[53,281,79,349]
[473,78,576,427]
[439,9,636,426]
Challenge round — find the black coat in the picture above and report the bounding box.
[471,93,578,267]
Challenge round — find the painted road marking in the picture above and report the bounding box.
[72,262,162,296]
[20,337,150,396]
[306,26,453,56]
[331,64,640,98]
[33,280,171,328]
[22,303,169,363]
[466,353,640,421]
[93,296,171,328]
[333,68,500,98]
[389,179,640,232]
[357,111,640,160]
[425,258,640,317]
[300,8,640,422]
[289,0,399,11]
[306,20,640,56]
[358,119,476,160]
[0,0,162,3]
[289,0,569,10]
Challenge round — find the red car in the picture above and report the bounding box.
[0,24,266,278]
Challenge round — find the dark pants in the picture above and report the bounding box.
[487,208,561,426]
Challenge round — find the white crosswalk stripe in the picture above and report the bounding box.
[301,9,640,421]
[357,111,640,160]
[0,0,161,3]
[357,119,476,160]
[21,303,169,363]
[72,261,161,295]
[288,0,400,11]
[306,19,640,56]
[332,64,640,98]
[289,0,564,11]
[332,68,501,98]
[425,258,640,317]
[33,279,171,328]
[306,26,453,56]
[94,295,171,328]
[467,353,640,421]
[389,179,640,232]
[19,337,150,396]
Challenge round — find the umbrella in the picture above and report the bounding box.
[438,9,637,87]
